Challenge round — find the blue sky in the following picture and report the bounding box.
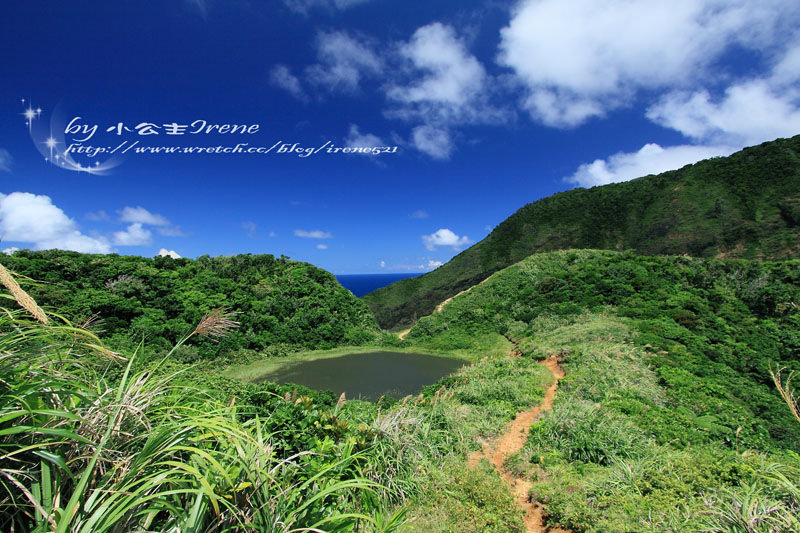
[1,0,799,273]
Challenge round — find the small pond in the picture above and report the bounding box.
[259,351,465,401]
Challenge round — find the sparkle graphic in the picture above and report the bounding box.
[23,106,37,133]
[23,98,121,175]
[42,135,59,160]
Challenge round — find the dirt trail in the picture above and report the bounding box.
[468,355,569,533]
[397,279,490,339]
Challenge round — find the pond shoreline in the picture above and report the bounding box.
[224,347,470,401]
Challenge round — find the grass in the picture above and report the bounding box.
[509,314,800,532]
[0,280,388,532]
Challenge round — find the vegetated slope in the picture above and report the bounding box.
[0,250,379,358]
[405,249,800,530]
[365,135,800,330]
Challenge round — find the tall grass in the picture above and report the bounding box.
[0,275,385,532]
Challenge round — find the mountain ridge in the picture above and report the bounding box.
[364,135,800,329]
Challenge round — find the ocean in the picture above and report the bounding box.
[335,273,420,298]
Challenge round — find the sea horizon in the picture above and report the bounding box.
[335,273,421,297]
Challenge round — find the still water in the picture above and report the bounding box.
[260,351,465,400]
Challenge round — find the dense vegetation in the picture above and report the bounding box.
[365,135,800,329]
[0,264,559,532]
[404,249,800,530]
[3,243,799,530]
[0,250,379,359]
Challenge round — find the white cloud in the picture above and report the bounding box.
[409,210,429,219]
[0,149,11,172]
[387,23,508,127]
[3,247,20,255]
[422,228,472,251]
[566,143,735,187]
[646,80,800,147]
[316,243,328,250]
[270,65,306,100]
[112,223,152,246]
[35,233,112,254]
[427,260,443,269]
[294,229,333,239]
[119,206,170,226]
[305,31,382,94]
[411,125,453,160]
[385,23,510,159]
[498,0,799,127]
[379,260,386,268]
[771,42,800,86]
[268,231,277,238]
[389,23,487,111]
[345,124,383,147]
[0,192,111,253]
[118,206,183,236]
[158,248,181,259]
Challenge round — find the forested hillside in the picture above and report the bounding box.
[404,249,800,530]
[0,250,379,358]
[365,135,800,329]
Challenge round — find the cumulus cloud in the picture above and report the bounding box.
[388,23,487,112]
[566,143,735,187]
[568,36,800,187]
[305,31,382,94]
[388,23,508,128]
[270,64,306,100]
[0,192,111,253]
[422,228,472,251]
[158,248,181,259]
[294,229,333,239]
[344,124,384,147]
[498,0,799,127]
[384,23,511,159]
[316,243,328,250]
[0,149,11,172]
[646,80,800,147]
[409,210,429,219]
[427,259,443,269]
[112,223,152,246]
[118,206,183,236]
[411,125,453,160]
[119,206,170,226]
[3,247,20,255]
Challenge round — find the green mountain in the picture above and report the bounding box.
[403,248,800,530]
[364,135,800,329]
[0,250,379,359]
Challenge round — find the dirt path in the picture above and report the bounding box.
[398,279,489,339]
[468,355,569,533]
